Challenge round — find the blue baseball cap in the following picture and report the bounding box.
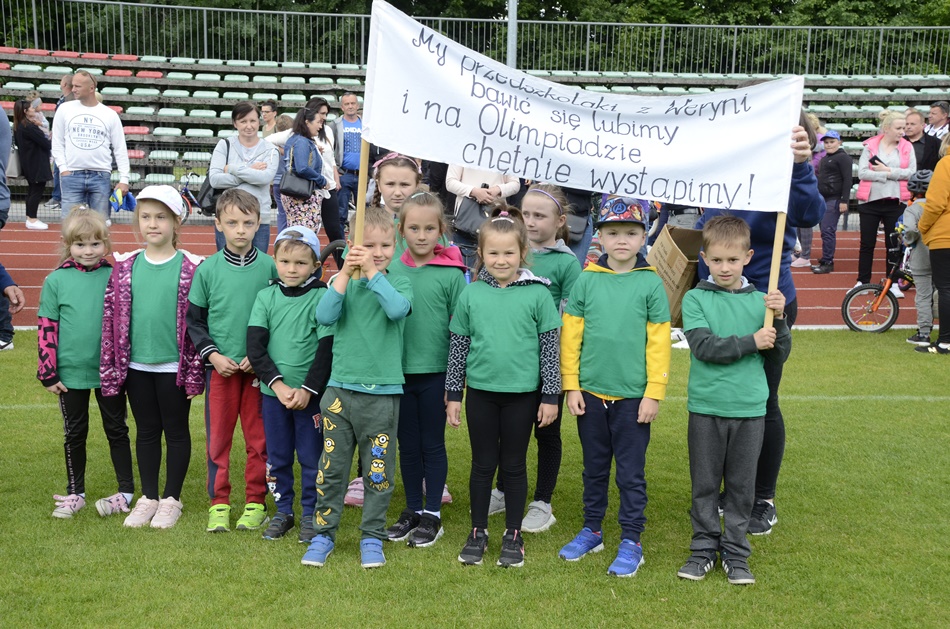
[595,196,650,229]
[274,226,321,259]
[822,130,842,141]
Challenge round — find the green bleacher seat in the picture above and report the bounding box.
[12,64,42,72]
[526,70,550,77]
[576,71,601,78]
[75,67,102,75]
[280,76,306,84]
[254,60,279,68]
[219,111,231,119]
[637,86,662,93]
[842,88,865,95]
[158,108,187,117]
[192,90,220,99]
[702,73,726,80]
[867,88,891,95]
[550,70,575,77]
[611,86,635,94]
[152,127,182,136]
[678,73,703,79]
[167,72,194,81]
[336,64,361,71]
[842,142,864,151]
[253,93,279,101]
[860,105,883,113]
[713,87,733,92]
[585,86,609,93]
[218,129,237,138]
[170,57,197,64]
[308,62,333,70]
[816,88,840,95]
[225,60,251,66]
[802,88,816,95]
[101,87,129,96]
[927,74,950,80]
[688,87,711,93]
[853,74,875,81]
[852,164,860,177]
[199,59,224,66]
[132,88,160,96]
[726,73,750,79]
[281,94,307,103]
[311,94,335,103]
[751,73,777,79]
[826,123,850,131]
[126,106,156,115]
[37,83,61,93]
[183,151,212,162]
[336,78,361,86]
[834,105,861,112]
[602,71,625,79]
[185,128,214,137]
[149,150,180,160]
[162,90,190,98]
[283,62,306,69]
[900,74,925,81]
[189,109,217,118]
[920,87,947,95]
[140,55,168,63]
[827,74,850,81]
[4,82,34,90]
[807,104,834,113]
[893,88,918,95]
[627,71,652,78]
[43,65,73,74]
[852,123,877,132]
[308,77,333,85]
[252,75,278,83]
[803,74,825,81]
[224,74,250,82]
[144,173,176,184]
[663,87,688,94]
[196,73,221,82]
[223,92,250,99]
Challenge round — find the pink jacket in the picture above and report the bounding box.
[100,249,205,397]
[857,135,913,202]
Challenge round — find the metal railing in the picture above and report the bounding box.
[2,0,948,75]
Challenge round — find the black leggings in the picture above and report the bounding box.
[755,298,797,501]
[496,391,563,503]
[856,199,903,284]
[126,369,192,500]
[26,181,44,219]
[321,190,345,266]
[466,388,536,531]
[60,388,133,496]
[932,248,950,345]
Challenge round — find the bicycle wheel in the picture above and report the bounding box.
[180,195,192,225]
[841,283,899,332]
[318,239,347,279]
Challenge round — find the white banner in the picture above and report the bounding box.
[363,1,803,212]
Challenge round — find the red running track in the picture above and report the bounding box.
[0,223,916,329]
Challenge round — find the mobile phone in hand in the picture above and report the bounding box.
[869,155,883,166]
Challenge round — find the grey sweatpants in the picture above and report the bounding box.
[914,272,935,334]
[687,412,764,558]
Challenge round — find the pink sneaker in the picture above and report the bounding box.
[344,478,364,507]
[95,493,131,517]
[52,494,86,519]
[790,257,812,268]
[422,480,454,505]
[124,497,159,528]
[151,497,184,529]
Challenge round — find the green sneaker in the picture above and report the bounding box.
[207,504,231,533]
[236,503,269,531]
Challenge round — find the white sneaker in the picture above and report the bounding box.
[26,219,49,230]
[889,285,904,299]
[521,500,556,533]
[670,328,686,343]
[44,199,61,209]
[124,497,159,528]
[105,219,112,227]
[150,497,184,529]
[853,281,863,289]
[790,257,812,268]
[488,488,506,515]
[0,340,13,351]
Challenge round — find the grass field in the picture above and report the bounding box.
[1,329,948,628]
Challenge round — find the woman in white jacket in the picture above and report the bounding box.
[445,165,521,267]
[208,101,279,253]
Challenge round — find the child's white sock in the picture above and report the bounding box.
[423,509,441,519]
[122,493,133,504]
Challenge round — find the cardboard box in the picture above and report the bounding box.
[646,226,704,328]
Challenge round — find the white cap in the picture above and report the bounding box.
[136,185,184,217]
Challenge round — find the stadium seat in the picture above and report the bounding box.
[816,88,840,95]
[825,123,850,131]
[167,72,194,81]
[280,76,306,84]
[189,109,217,118]
[627,71,652,78]
[0,46,18,54]
[43,65,73,74]
[0,101,13,110]
[195,73,221,82]
[654,72,676,78]
[336,64,361,71]
[826,74,850,81]
[182,151,212,162]
[663,87,688,94]
[136,71,163,79]
[218,129,237,138]
[80,53,109,60]
[252,75,278,83]
[225,60,251,67]
[40,103,56,111]
[149,150,180,160]
[308,77,333,85]
[170,57,197,64]
[867,88,891,95]
[12,64,42,72]
[51,50,80,59]
[842,141,863,151]
[281,94,307,103]
[637,86,662,93]
[158,108,187,117]
[123,126,149,135]
[806,104,834,113]
[611,86,635,94]
[112,172,142,184]
[132,88,160,96]
[252,93,279,101]
[223,91,249,99]
[37,83,61,93]
[199,58,224,66]
[126,106,156,115]
[127,149,146,159]
[576,71,601,78]
[144,173,176,184]
[834,105,861,113]
[76,67,102,75]
[336,78,361,86]
[920,87,947,95]
[107,105,123,114]
[842,88,865,95]
[283,62,306,69]
[603,71,626,79]
[678,72,703,79]
[900,74,926,81]
[224,74,250,82]
[192,90,220,99]
[219,111,232,119]
[859,105,884,113]
[526,70,550,77]
[140,55,168,63]
[105,69,133,77]
[254,60,279,68]
[585,86,609,92]
[927,74,950,81]
[20,48,50,56]
[688,87,712,93]
[153,127,183,136]
[0,63,8,71]
[309,62,333,70]
[550,70,575,77]
[112,55,139,62]
[851,123,877,132]
[162,90,191,98]
[185,128,214,137]
[101,87,129,96]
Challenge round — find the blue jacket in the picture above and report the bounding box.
[284,134,327,188]
[695,161,825,303]
[0,119,11,229]
[0,261,15,292]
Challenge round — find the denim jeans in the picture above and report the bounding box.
[337,172,359,235]
[214,223,272,254]
[567,214,594,266]
[59,170,112,218]
[0,292,12,343]
[52,163,61,202]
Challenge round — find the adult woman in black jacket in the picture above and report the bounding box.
[13,99,51,230]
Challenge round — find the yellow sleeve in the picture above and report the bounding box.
[644,320,671,400]
[919,157,950,239]
[560,312,585,391]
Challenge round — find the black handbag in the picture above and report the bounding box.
[196,139,230,216]
[566,213,588,245]
[279,144,317,200]
[453,184,492,238]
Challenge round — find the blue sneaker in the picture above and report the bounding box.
[301,534,334,567]
[360,538,386,569]
[558,527,604,561]
[608,540,644,577]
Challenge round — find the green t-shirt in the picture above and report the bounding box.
[247,284,329,396]
[327,274,413,385]
[188,251,277,362]
[130,251,183,364]
[565,268,670,398]
[528,248,582,309]
[37,265,111,389]
[450,279,561,393]
[387,258,466,374]
[682,287,769,418]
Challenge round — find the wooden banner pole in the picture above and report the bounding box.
[351,139,372,279]
[763,212,787,327]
